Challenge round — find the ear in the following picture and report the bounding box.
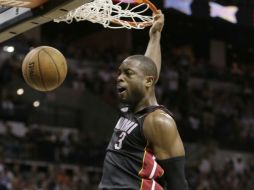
[144,76,155,87]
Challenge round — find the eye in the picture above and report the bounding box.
[125,69,134,76]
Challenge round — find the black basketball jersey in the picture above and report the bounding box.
[99,105,172,190]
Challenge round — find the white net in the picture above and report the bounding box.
[53,0,155,29]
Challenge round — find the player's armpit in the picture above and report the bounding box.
[143,110,185,160]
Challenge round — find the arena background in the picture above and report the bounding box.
[0,0,253,189]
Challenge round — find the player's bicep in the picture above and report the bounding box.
[143,113,185,160]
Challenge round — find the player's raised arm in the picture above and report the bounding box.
[145,10,164,82]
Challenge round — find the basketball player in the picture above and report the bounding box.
[99,10,188,190]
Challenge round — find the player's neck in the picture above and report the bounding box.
[133,92,158,113]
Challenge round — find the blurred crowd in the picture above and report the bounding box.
[0,161,100,190]
[0,121,106,166]
[188,155,254,190]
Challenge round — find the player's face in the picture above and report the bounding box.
[117,60,146,104]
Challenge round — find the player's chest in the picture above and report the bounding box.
[112,116,144,150]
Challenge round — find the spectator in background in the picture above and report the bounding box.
[198,155,211,175]
[234,157,246,175]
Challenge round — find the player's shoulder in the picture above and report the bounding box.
[146,109,175,125]
[144,109,177,132]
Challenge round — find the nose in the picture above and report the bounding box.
[117,73,124,82]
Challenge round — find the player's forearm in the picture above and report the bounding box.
[157,156,189,190]
[145,31,161,82]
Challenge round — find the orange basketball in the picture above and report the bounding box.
[22,46,67,91]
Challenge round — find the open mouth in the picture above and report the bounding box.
[117,86,126,94]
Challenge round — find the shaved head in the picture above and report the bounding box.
[123,55,157,83]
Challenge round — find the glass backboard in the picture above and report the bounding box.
[0,0,92,43]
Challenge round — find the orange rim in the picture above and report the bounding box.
[142,0,159,14]
[111,0,158,28]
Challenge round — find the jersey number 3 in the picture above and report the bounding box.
[114,132,126,150]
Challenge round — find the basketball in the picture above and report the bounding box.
[22,46,68,92]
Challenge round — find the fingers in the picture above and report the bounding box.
[153,10,164,22]
[154,10,163,18]
[154,9,162,16]
[149,10,164,34]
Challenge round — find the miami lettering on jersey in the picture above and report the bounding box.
[115,117,138,134]
[114,117,138,150]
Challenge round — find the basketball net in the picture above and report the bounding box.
[54,0,158,29]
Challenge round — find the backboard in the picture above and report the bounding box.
[0,0,93,43]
